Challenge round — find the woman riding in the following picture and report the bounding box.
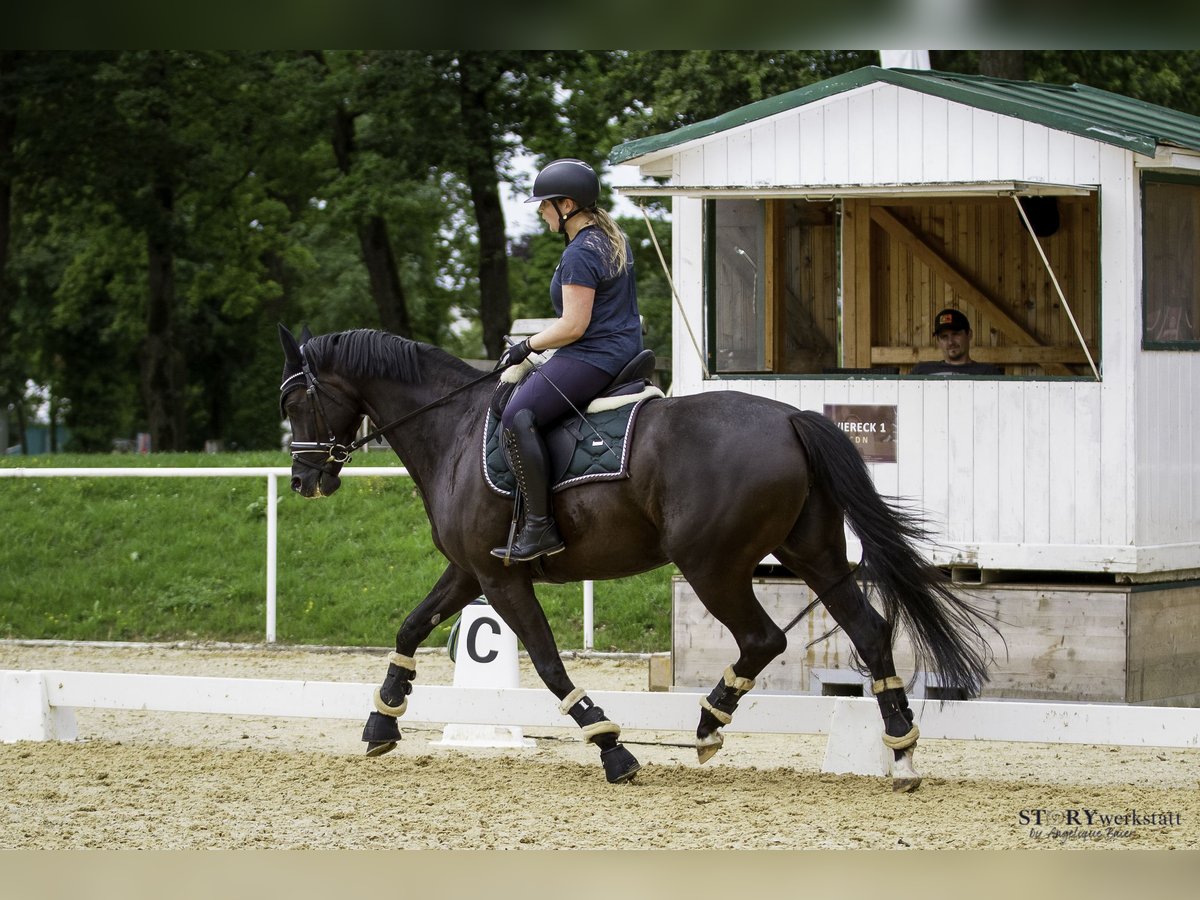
[491,158,644,563]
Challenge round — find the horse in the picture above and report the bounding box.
[278,325,997,792]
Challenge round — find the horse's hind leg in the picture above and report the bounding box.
[480,574,640,784]
[364,563,481,757]
[676,564,788,764]
[776,538,922,792]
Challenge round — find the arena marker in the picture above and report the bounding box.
[431,598,535,749]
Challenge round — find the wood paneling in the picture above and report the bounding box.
[859,196,1099,375]
[674,579,1200,704]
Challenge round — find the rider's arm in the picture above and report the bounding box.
[529,284,595,351]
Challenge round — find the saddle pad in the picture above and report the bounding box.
[481,396,654,498]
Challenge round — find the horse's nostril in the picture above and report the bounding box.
[291,476,303,493]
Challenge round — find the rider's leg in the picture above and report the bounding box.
[493,407,565,562]
[491,356,611,563]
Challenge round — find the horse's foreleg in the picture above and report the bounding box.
[696,664,762,764]
[482,576,640,784]
[364,563,481,757]
[557,688,640,784]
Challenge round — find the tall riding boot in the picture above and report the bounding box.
[491,410,565,562]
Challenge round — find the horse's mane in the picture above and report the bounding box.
[302,329,479,384]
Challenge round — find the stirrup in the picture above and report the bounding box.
[490,535,565,563]
[492,518,565,563]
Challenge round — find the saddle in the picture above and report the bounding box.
[482,350,663,497]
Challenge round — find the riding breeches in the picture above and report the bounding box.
[500,355,612,431]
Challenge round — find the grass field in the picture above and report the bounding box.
[0,452,673,652]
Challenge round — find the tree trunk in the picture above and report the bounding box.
[141,181,188,451]
[456,54,512,359]
[979,51,1026,81]
[331,101,410,337]
[0,53,17,430]
[12,394,26,455]
[357,214,410,336]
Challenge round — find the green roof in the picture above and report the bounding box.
[610,66,1200,165]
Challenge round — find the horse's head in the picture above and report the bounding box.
[278,324,362,499]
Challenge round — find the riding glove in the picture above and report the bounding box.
[496,338,535,370]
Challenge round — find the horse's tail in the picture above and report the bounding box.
[790,410,998,695]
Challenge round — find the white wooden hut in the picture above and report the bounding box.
[611,67,1200,703]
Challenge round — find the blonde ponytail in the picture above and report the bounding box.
[591,208,630,276]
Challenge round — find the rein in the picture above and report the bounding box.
[347,367,501,453]
[283,346,501,467]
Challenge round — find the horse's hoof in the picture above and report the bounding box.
[891,747,920,791]
[362,710,402,752]
[696,729,723,764]
[601,743,641,783]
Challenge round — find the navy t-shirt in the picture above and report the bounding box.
[910,360,1003,375]
[550,225,643,376]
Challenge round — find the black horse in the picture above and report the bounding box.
[279,326,996,791]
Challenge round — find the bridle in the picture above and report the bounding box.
[281,343,502,472]
[280,344,359,473]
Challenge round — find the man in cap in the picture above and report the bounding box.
[911,308,1003,375]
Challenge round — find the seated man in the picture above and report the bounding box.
[911,308,1003,375]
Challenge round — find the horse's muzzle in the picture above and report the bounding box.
[291,471,341,498]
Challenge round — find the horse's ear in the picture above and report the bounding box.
[300,325,314,344]
[278,323,303,367]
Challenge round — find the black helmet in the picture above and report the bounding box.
[526,158,600,209]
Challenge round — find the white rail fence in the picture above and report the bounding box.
[0,467,598,648]
[3,669,1198,776]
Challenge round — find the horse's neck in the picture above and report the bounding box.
[357,371,479,489]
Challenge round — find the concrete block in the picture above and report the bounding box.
[821,698,891,777]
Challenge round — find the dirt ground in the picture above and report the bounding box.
[2,640,1198,850]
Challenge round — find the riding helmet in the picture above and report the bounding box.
[526,158,600,209]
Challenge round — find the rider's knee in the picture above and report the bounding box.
[510,407,538,431]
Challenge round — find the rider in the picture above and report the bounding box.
[491,158,644,563]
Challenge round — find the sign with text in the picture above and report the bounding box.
[822,404,898,463]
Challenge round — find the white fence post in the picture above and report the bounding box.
[583,580,594,650]
[266,473,278,643]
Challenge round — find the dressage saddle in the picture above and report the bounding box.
[486,349,659,492]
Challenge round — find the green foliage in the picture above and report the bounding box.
[0,453,672,650]
[7,49,1199,456]
[610,51,874,139]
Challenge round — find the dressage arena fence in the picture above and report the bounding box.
[0,466,600,648]
[3,668,1199,776]
[5,467,1199,773]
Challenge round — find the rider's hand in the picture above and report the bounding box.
[495,338,535,370]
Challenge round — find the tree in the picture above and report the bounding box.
[606,51,875,140]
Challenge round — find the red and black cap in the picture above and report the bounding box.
[933,308,971,335]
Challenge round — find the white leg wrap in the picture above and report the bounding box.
[581,720,621,742]
[373,687,408,718]
[723,666,755,693]
[882,722,920,750]
[871,675,905,694]
[387,651,417,671]
[558,687,588,715]
[699,696,733,725]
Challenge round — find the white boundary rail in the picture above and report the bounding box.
[3,670,1199,773]
[0,466,598,647]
